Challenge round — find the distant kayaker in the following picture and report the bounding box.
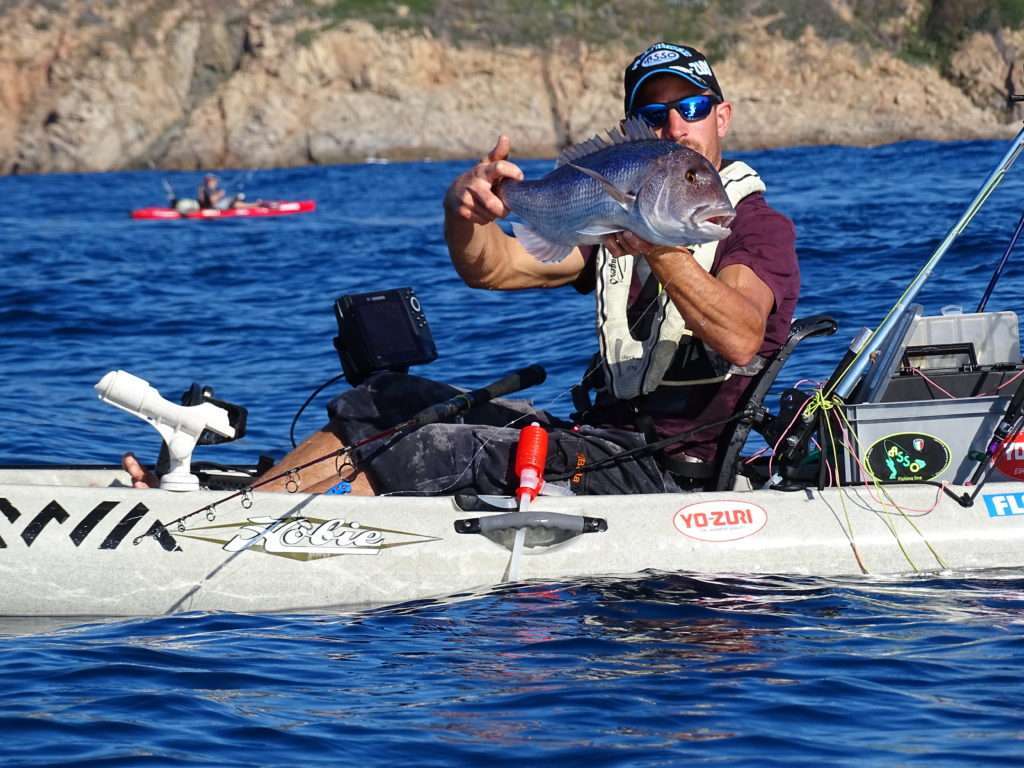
[196,174,254,210]
[197,174,227,209]
[124,42,801,496]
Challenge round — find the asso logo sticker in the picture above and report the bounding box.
[864,432,950,482]
[983,492,1024,517]
[639,49,681,68]
[673,500,767,543]
[994,436,1024,481]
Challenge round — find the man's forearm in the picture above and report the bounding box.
[646,248,769,366]
[444,212,586,291]
[444,214,512,289]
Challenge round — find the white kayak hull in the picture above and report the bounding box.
[2,467,1023,616]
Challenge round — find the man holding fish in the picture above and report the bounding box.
[429,41,800,490]
[124,42,800,496]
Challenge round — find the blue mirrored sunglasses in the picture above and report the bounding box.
[631,94,721,127]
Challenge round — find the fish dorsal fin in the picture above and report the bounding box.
[567,162,635,210]
[555,117,658,168]
[512,222,576,263]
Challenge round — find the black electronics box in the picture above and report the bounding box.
[333,287,437,385]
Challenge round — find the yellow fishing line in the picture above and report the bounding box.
[833,403,947,571]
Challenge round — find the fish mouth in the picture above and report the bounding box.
[692,204,736,237]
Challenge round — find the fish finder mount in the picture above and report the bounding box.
[95,370,247,491]
[332,287,438,385]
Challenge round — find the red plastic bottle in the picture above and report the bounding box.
[514,422,549,505]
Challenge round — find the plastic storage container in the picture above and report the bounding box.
[843,396,1011,484]
[904,311,1020,370]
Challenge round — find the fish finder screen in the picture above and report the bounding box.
[358,299,418,358]
[334,288,437,384]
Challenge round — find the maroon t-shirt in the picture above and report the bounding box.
[577,189,801,463]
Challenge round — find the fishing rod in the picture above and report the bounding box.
[161,179,177,204]
[776,122,1024,474]
[832,121,1024,400]
[977,208,1024,312]
[975,87,1024,315]
[134,364,547,543]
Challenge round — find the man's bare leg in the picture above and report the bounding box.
[257,422,376,495]
[120,421,377,495]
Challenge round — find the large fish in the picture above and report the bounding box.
[499,118,735,263]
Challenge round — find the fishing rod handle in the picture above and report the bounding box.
[475,364,547,403]
[408,365,547,428]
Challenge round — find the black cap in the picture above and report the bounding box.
[623,43,724,115]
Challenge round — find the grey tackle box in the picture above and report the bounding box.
[842,310,1023,485]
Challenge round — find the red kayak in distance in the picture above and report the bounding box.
[131,200,316,220]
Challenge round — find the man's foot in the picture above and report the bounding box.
[121,452,159,489]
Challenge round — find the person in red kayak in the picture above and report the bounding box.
[196,174,259,210]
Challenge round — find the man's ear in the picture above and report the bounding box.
[716,100,733,139]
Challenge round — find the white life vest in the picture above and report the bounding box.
[594,161,766,401]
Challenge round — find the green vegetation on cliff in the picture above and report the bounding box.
[302,0,1024,71]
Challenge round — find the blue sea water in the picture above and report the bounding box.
[2,137,1024,765]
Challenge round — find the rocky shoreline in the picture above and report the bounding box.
[3,1,1024,175]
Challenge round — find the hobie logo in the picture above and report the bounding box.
[983,493,1024,518]
[179,514,440,561]
[225,516,384,554]
[607,255,627,285]
[640,49,681,68]
[673,500,768,542]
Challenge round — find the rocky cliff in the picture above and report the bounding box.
[3,0,1024,174]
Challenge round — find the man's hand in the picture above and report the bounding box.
[602,230,690,260]
[444,135,524,225]
[121,452,159,489]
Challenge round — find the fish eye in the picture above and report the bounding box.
[685,170,697,184]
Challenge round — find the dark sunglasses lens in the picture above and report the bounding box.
[634,96,715,127]
[679,96,713,121]
[636,105,668,127]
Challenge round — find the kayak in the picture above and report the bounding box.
[2,296,1024,617]
[2,300,1023,617]
[2,455,1024,617]
[131,200,316,220]
[2,465,1023,617]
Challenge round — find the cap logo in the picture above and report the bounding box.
[679,60,713,78]
[640,49,681,68]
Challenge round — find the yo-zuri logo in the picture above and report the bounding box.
[672,500,768,543]
[995,436,1024,480]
